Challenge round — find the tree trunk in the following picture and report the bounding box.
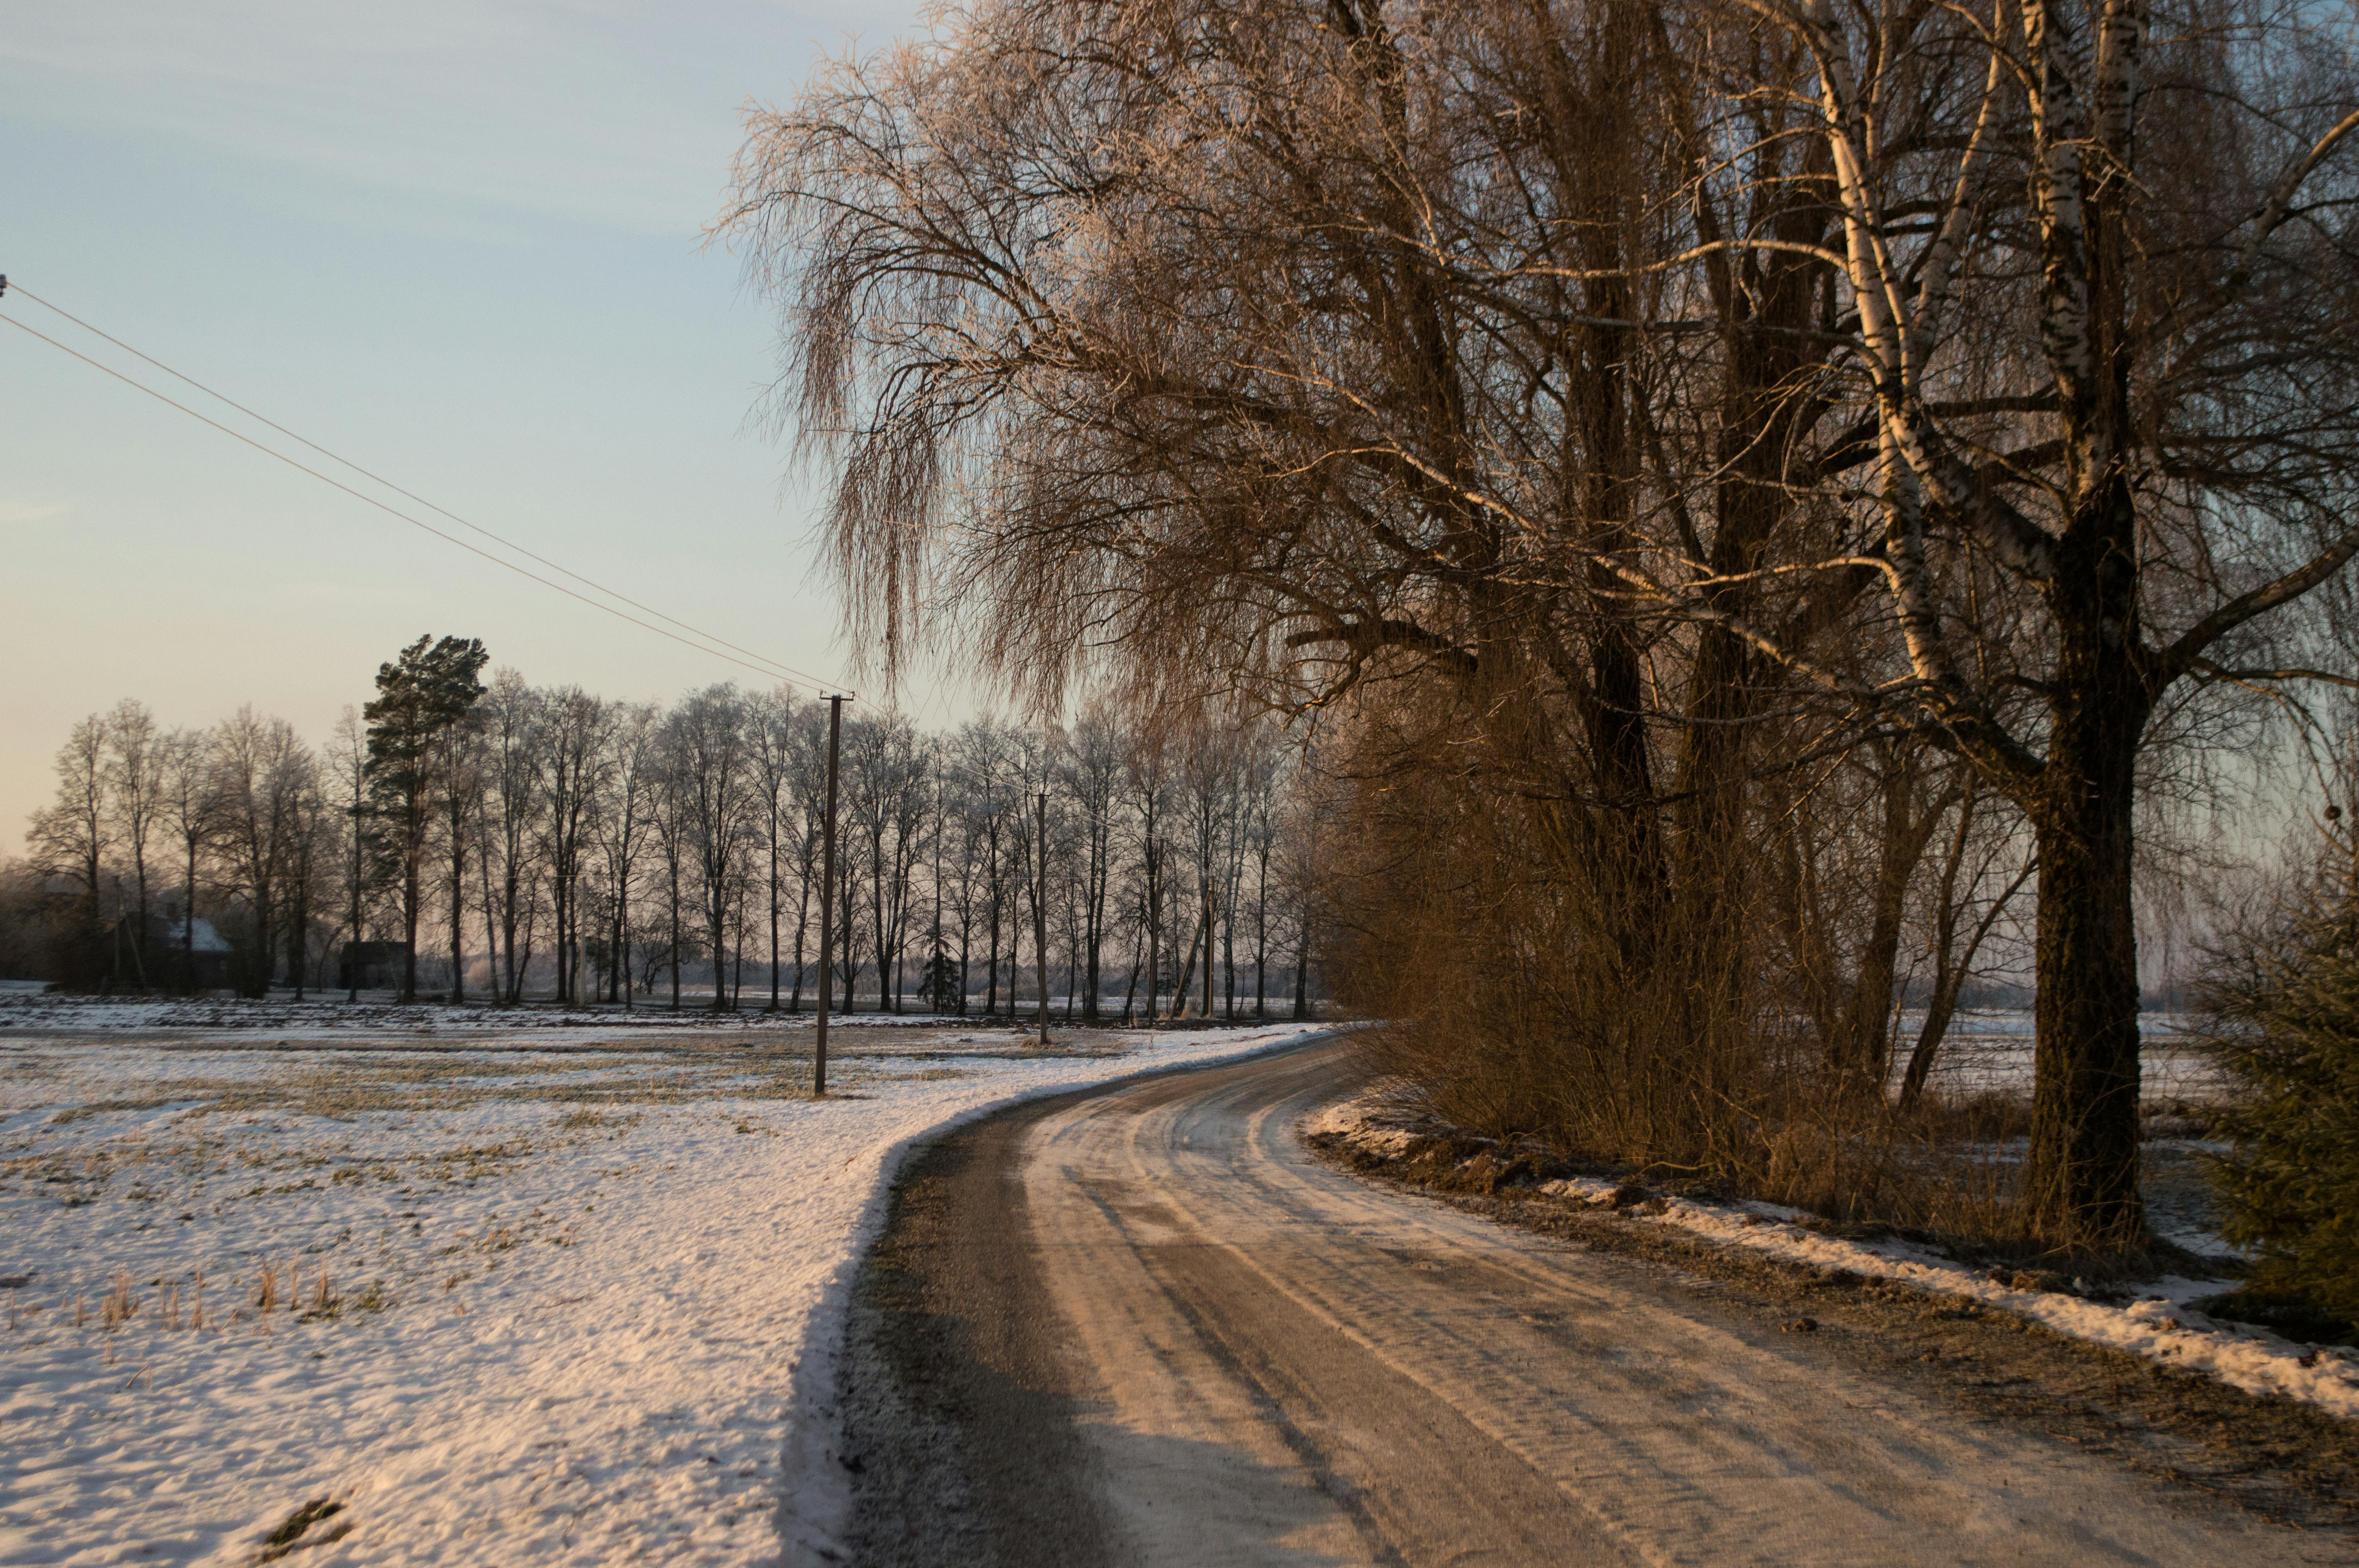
[1144,858,1160,1029]
[985,898,1001,1016]
[616,905,631,1010]
[1083,856,1103,1024]
[1172,905,1206,1020]
[712,907,729,1011]
[1221,895,1235,1021]
[402,854,420,1003]
[189,839,204,998]
[1033,794,1050,1043]
[1120,935,1140,1025]
[449,831,466,1006]
[1200,892,1212,1020]
[289,878,307,1000]
[2025,697,2147,1243]
[476,831,499,1007]
[1253,860,1269,1021]
[1291,896,1310,1021]
[1832,765,1945,1089]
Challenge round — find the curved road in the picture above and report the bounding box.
[836,1038,2325,1567]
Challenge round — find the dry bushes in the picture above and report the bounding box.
[1322,703,2079,1260]
[1329,715,1794,1182]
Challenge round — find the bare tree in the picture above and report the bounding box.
[749,686,801,1008]
[539,688,611,1005]
[728,0,2359,1243]
[1734,0,2359,1237]
[781,701,832,1010]
[213,708,309,996]
[29,713,113,986]
[670,685,752,1010]
[597,704,663,1007]
[161,724,219,993]
[954,722,1019,1014]
[477,673,544,1004]
[1065,705,1124,1020]
[440,708,486,1004]
[1124,730,1174,1028]
[101,699,164,989]
[282,750,331,998]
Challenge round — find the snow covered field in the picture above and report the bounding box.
[1894,1007,2222,1103]
[0,1005,1330,1566]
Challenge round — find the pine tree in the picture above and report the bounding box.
[2205,873,2359,1325]
[919,945,959,1013]
[363,635,488,1003]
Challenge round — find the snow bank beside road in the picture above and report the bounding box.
[1306,1094,2359,1422]
[0,1022,1329,1567]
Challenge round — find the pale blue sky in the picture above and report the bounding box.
[1,0,938,842]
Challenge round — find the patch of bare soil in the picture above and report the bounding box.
[1312,1130,2359,1535]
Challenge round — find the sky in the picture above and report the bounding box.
[0,0,944,848]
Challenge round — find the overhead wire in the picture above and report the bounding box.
[0,312,849,694]
[0,279,853,697]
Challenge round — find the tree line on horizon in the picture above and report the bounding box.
[7,635,1327,1024]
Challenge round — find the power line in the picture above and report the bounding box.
[0,309,852,696]
[6,280,848,694]
[0,278,854,697]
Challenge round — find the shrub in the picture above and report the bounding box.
[2202,889,2359,1323]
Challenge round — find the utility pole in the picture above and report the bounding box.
[813,694,846,1097]
[1034,790,1051,1047]
[931,755,945,1014]
[346,766,363,1005]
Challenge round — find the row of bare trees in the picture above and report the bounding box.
[21,699,332,995]
[15,678,1325,1022]
[725,0,2359,1245]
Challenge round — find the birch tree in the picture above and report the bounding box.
[1736,0,2359,1238]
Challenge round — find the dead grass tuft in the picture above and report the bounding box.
[555,1107,641,1132]
[256,1497,345,1562]
[298,1272,340,1321]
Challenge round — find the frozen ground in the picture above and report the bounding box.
[0,991,966,1040]
[1895,1007,2239,1257]
[1310,1092,2359,1424]
[1893,1007,2220,1102]
[844,1042,2330,1568]
[0,1005,1329,1566]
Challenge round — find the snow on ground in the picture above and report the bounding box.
[0,1010,1330,1567]
[1307,1093,2359,1423]
[0,991,952,1040]
[1890,1008,2224,1103]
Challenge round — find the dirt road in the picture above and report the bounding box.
[835,1038,2336,1567]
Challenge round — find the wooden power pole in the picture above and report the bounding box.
[813,694,846,1097]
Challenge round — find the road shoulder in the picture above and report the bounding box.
[1308,1114,2359,1534]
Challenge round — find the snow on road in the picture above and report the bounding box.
[0,1009,1328,1566]
[1310,1094,2359,1423]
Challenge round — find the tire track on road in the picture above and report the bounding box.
[834,1040,2341,1567]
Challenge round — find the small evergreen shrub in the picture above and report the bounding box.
[2203,890,2359,1327]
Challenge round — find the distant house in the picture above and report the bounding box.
[339,942,411,991]
[148,899,233,990]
